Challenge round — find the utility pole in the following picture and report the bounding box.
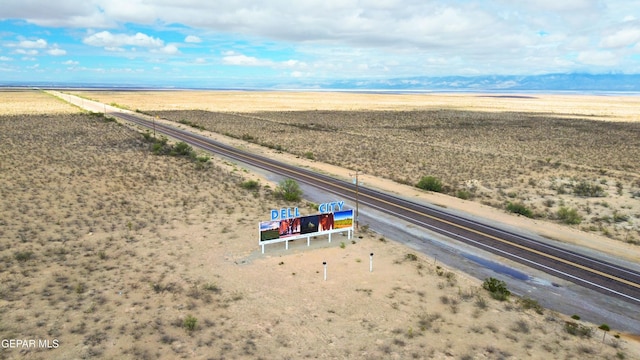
[153,116,157,139]
[349,169,360,230]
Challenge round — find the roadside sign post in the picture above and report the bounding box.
[323,262,327,281]
[350,170,360,231]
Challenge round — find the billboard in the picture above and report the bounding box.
[259,208,353,247]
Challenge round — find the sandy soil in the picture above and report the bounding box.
[1,89,638,359]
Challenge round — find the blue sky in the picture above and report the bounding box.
[1,1,639,88]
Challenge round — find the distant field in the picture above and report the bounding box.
[75,90,640,244]
[72,90,640,122]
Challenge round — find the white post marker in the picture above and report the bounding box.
[370,253,374,272]
[323,261,327,281]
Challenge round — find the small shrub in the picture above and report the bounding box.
[241,133,255,141]
[565,321,592,337]
[303,151,315,160]
[511,319,530,334]
[456,190,471,200]
[75,283,85,294]
[183,315,197,332]
[416,176,443,192]
[240,180,260,190]
[14,251,34,262]
[173,141,194,157]
[598,324,610,332]
[557,206,582,225]
[196,154,210,163]
[482,277,511,301]
[613,211,629,223]
[506,202,533,218]
[203,283,220,293]
[274,179,303,202]
[518,297,544,314]
[475,296,488,310]
[142,131,153,141]
[151,142,165,154]
[417,312,442,330]
[405,253,418,261]
[573,181,605,197]
[178,119,205,130]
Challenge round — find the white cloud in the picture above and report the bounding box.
[0,0,113,28]
[185,35,202,43]
[3,1,640,77]
[48,48,67,56]
[577,50,620,66]
[222,51,272,66]
[281,60,307,68]
[287,70,317,78]
[19,39,47,48]
[153,44,180,55]
[83,31,164,49]
[221,51,306,70]
[15,49,38,55]
[600,27,640,49]
[63,60,79,65]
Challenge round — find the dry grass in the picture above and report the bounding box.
[1,89,637,359]
[74,90,640,244]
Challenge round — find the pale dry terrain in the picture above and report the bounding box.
[1,90,638,359]
[75,90,640,245]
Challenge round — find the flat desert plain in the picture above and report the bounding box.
[1,89,639,359]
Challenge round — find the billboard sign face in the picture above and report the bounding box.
[333,210,354,229]
[258,202,354,251]
[259,221,280,241]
